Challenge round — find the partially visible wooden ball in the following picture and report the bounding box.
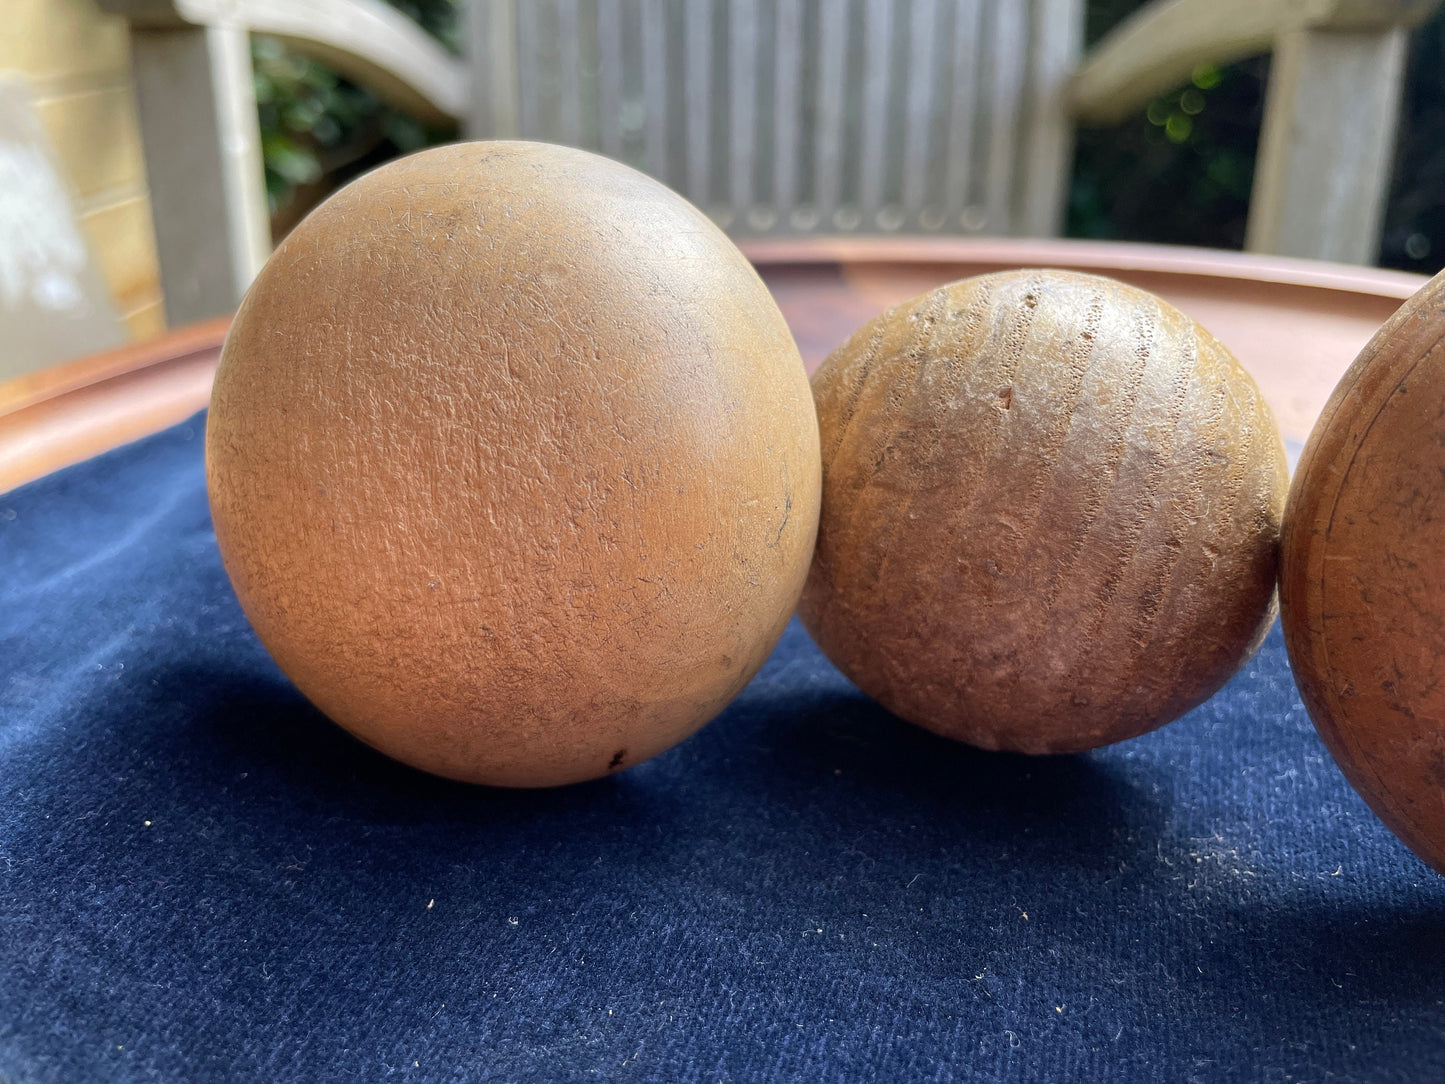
[800,269,1288,754]
[206,141,820,788]
[1281,267,1445,873]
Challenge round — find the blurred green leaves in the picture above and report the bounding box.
[378,0,462,52]
[1144,69,1217,144]
[254,36,368,211]
[1070,47,1266,251]
[251,0,457,216]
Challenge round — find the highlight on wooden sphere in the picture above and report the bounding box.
[206,141,820,788]
[799,269,1288,754]
[1281,267,1445,874]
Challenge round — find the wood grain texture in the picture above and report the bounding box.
[1281,266,1445,874]
[800,269,1288,753]
[1246,24,1407,265]
[2,237,1426,496]
[205,142,821,788]
[743,236,1425,444]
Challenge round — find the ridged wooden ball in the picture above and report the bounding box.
[800,269,1287,753]
[206,141,820,787]
[1281,267,1445,873]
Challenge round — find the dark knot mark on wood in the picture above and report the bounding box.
[608,749,627,770]
[771,490,793,547]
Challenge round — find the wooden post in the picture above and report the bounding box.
[1246,25,1408,264]
[128,21,270,323]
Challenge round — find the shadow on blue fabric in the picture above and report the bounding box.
[3,414,1445,1082]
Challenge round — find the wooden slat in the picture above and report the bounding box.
[859,0,894,221]
[641,0,669,181]
[813,1,850,227]
[1017,0,1082,237]
[901,0,940,223]
[618,0,647,169]
[772,0,804,223]
[683,0,713,206]
[596,0,624,158]
[943,0,982,225]
[514,0,541,137]
[729,0,760,224]
[128,23,269,324]
[982,1,1026,234]
[123,0,471,125]
[1072,0,1292,125]
[465,0,519,137]
[557,0,583,145]
[462,0,488,133]
[1069,0,1439,127]
[33,86,146,200]
[209,21,269,285]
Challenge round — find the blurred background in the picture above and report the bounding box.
[4,0,1444,379]
[251,0,1445,274]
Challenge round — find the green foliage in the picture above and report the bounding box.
[252,0,457,215]
[1069,56,1266,252]
[1382,14,1445,274]
[254,36,366,210]
[377,0,462,53]
[1069,0,1266,251]
[1074,0,1445,272]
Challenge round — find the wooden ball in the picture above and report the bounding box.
[799,270,1287,753]
[206,142,820,788]
[1281,267,1445,872]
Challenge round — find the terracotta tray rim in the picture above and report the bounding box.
[738,236,1429,300]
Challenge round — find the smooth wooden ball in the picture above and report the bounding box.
[1281,267,1445,873]
[206,141,820,787]
[799,270,1288,753]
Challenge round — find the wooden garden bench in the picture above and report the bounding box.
[93,0,1441,331]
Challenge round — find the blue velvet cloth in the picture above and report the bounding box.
[3,413,1445,1084]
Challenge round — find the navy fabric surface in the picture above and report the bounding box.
[3,414,1445,1084]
